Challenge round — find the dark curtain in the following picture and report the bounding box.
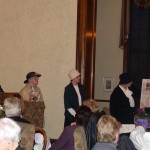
[134,0,150,8]
[119,0,150,71]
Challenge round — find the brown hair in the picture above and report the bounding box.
[75,105,92,127]
[83,99,99,113]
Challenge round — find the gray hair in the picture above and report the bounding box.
[4,97,21,117]
[0,118,21,142]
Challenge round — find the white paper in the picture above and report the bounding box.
[120,124,135,134]
[140,79,150,108]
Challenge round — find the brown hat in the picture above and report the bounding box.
[24,72,41,84]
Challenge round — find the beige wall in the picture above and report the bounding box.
[0,0,77,138]
[94,0,123,108]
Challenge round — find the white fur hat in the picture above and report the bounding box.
[68,69,80,80]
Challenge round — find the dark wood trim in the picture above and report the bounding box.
[76,0,97,98]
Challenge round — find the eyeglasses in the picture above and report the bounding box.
[30,76,39,81]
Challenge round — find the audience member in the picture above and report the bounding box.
[0,105,5,118]
[83,98,99,113]
[130,112,150,150]
[50,105,92,150]
[0,85,4,93]
[64,69,88,127]
[110,72,137,124]
[74,99,107,150]
[74,105,93,150]
[83,98,108,116]
[4,97,30,123]
[4,97,35,150]
[20,72,43,102]
[117,134,137,150]
[92,115,120,150]
[85,113,104,150]
[0,118,21,150]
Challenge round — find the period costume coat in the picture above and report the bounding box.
[64,83,87,126]
[110,85,136,124]
[20,83,43,102]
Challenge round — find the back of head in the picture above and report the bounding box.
[83,99,99,113]
[0,118,21,142]
[4,97,21,117]
[75,105,92,127]
[97,115,120,143]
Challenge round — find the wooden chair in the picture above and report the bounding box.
[35,128,47,150]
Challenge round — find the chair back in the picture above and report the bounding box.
[35,128,47,150]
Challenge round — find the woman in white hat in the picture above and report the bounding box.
[64,69,88,127]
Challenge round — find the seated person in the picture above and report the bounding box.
[75,99,107,150]
[117,134,137,150]
[130,112,150,150]
[83,98,109,115]
[20,72,43,102]
[92,115,120,150]
[3,97,35,150]
[0,118,21,150]
[84,113,102,150]
[83,98,99,113]
[0,105,4,118]
[0,85,4,93]
[50,105,92,150]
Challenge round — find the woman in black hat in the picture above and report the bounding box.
[20,72,43,102]
[109,73,138,124]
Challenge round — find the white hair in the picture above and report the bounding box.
[4,97,21,117]
[0,118,21,142]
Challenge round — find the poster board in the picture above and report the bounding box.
[140,79,150,108]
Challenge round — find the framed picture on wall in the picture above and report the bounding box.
[103,77,114,92]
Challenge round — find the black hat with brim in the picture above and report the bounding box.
[24,72,41,84]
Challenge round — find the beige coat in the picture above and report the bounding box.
[20,83,43,102]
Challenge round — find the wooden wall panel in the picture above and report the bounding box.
[76,0,97,98]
